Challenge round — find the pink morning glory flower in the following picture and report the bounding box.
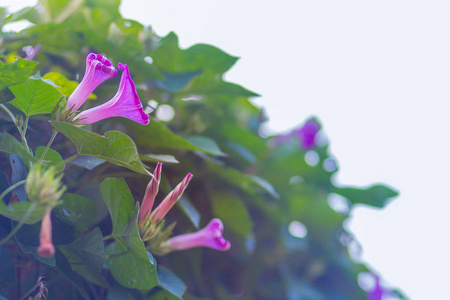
[67,53,118,112]
[37,207,55,258]
[162,218,231,252]
[75,63,149,125]
[139,162,162,227]
[150,172,193,223]
[294,118,320,150]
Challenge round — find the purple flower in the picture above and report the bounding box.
[150,172,193,223]
[367,276,385,300]
[37,207,55,258]
[294,119,320,150]
[67,53,118,112]
[25,44,40,60]
[139,162,162,227]
[162,218,231,252]
[75,63,149,125]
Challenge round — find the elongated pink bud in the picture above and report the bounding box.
[150,173,193,223]
[139,163,162,224]
[67,53,117,112]
[76,63,149,125]
[163,218,231,251]
[37,208,55,258]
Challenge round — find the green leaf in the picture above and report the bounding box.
[0,202,46,224]
[186,80,259,98]
[184,136,227,157]
[9,77,64,116]
[212,192,252,238]
[123,120,201,150]
[60,227,107,286]
[157,266,186,299]
[100,178,135,235]
[55,193,96,232]
[333,184,399,208]
[123,119,220,156]
[54,249,92,300]
[101,178,158,290]
[0,58,38,91]
[35,146,64,172]
[249,175,279,199]
[140,154,179,164]
[42,72,84,98]
[152,32,238,75]
[177,196,200,229]
[70,156,106,170]
[51,121,149,175]
[0,132,37,166]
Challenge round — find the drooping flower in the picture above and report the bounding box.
[37,207,55,258]
[67,53,117,112]
[162,218,231,252]
[138,162,162,227]
[149,172,193,223]
[25,44,40,60]
[293,118,320,150]
[75,63,149,125]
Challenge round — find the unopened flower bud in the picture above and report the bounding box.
[15,114,23,128]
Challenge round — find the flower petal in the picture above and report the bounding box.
[76,63,149,124]
[67,53,117,112]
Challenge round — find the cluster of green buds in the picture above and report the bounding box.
[51,99,79,124]
[25,163,66,207]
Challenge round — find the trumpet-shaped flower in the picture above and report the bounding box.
[162,218,231,252]
[150,173,193,223]
[76,63,149,125]
[37,208,55,258]
[139,162,162,227]
[67,53,117,112]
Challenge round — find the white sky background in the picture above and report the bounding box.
[2,0,449,299]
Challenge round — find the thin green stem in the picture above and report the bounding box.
[54,154,79,170]
[18,282,41,300]
[0,104,15,123]
[0,179,26,201]
[21,115,31,153]
[0,202,36,246]
[103,234,114,241]
[40,130,59,160]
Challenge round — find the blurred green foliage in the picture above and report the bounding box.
[0,0,404,299]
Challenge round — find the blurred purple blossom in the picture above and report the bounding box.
[25,44,40,60]
[270,118,321,150]
[367,276,385,300]
[294,119,320,150]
